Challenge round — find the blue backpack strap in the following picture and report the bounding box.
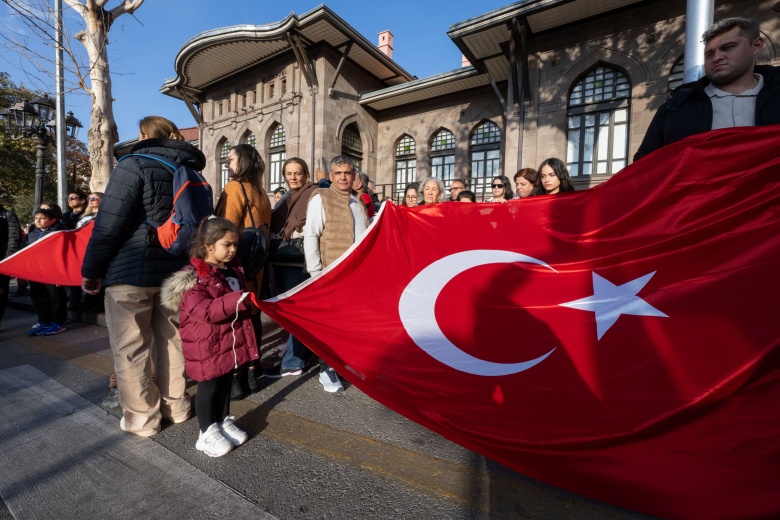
[117,154,180,229]
[117,153,178,172]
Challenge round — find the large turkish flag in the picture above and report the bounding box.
[0,221,93,285]
[257,125,780,519]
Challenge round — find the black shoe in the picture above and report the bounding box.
[230,369,251,401]
[247,366,261,392]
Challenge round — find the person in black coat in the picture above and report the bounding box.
[82,115,204,437]
[0,203,22,330]
[635,18,780,161]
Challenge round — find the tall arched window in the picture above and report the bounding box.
[470,120,501,195]
[267,123,286,191]
[566,65,630,176]
[668,55,684,92]
[341,123,363,171]
[218,140,231,190]
[242,131,256,148]
[394,134,416,201]
[430,129,455,181]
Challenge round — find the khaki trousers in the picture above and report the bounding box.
[105,285,191,436]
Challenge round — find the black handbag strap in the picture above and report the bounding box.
[237,181,257,229]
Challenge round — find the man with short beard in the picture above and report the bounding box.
[635,17,780,161]
[303,155,370,393]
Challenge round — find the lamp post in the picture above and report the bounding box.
[0,94,82,212]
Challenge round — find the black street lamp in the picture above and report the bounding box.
[0,94,82,211]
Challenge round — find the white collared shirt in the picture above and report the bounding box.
[705,74,764,130]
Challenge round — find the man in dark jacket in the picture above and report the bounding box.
[635,17,780,161]
[0,204,22,330]
[82,116,204,437]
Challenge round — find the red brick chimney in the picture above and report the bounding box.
[378,30,394,59]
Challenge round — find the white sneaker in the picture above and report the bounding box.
[319,367,344,393]
[219,416,248,446]
[196,423,233,457]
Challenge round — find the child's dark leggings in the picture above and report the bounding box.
[195,371,232,433]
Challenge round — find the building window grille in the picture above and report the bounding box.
[341,123,363,171]
[430,128,455,152]
[569,65,630,106]
[469,121,501,195]
[668,55,684,92]
[430,129,455,182]
[268,123,286,191]
[394,134,416,201]
[566,65,630,176]
[243,132,256,148]
[219,141,231,190]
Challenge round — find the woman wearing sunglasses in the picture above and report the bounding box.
[486,175,514,203]
[76,192,103,228]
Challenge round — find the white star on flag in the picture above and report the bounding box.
[559,271,668,340]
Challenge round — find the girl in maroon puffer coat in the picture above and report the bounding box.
[161,217,260,457]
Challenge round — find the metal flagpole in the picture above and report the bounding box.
[683,0,714,83]
[55,0,68,207]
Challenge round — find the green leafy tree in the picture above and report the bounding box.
[2,0,145,192]
[0,72,89,217]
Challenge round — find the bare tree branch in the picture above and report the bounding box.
[2,0,148,191]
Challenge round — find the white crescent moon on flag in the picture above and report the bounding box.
[398,250,557,376]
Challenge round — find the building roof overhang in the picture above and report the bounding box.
[360,66,489,111]
[160,4,415,100]
[448,0,646,81]
[360,0,646,111]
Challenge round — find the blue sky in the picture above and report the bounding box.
[1,0,511,143]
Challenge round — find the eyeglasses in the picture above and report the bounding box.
[491,183,504,188]
[67,196,81,200]
[88,197,100,201]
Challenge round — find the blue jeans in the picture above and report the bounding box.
[274,265,311,370]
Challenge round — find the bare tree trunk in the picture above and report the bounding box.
[75,12,114,191]
[63,0,144,191]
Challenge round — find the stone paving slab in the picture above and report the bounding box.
[0,365,276,520]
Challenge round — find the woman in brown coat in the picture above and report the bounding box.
[216,143,272,398]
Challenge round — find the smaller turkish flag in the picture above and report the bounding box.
[0,221,93,285]
[258,125,780,519]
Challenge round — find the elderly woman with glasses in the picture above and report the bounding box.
[486,175,514,203]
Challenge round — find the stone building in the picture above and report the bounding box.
[160,0,778,201]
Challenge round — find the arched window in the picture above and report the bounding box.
[566,65,630,176]
[430,129,455,182]
[267,123,286,191]
[470,120,501,195]
[341,123,363,171]
[242,131,256,148]
[394,134,416,201]
[218,140,231,190]
[668,55,684,92]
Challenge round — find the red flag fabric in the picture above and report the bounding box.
[257,125,780,519]
[0,221,93,285]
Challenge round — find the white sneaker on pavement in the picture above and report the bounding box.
[196,423,233,457]
[219,415,248,446]
[319,367,344,393]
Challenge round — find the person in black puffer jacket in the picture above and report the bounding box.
[82,115,202,437]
